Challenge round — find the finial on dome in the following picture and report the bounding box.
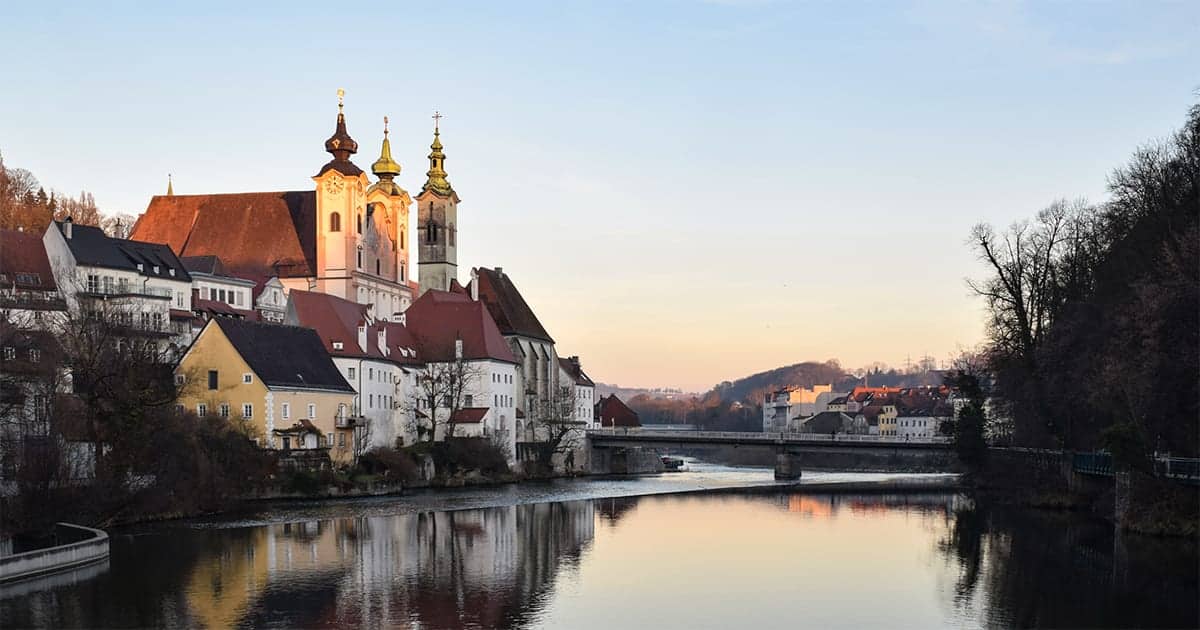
[167,173,174,196]
[372,115,402,185]
[337,88,345,111]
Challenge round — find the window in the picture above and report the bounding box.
[330,212,341,232]
[357,214,362,234]
[282,437,291,450]
[333,341,344,350]
[375,259,380,275]
[368,367,373,379]
[28,349,39,363]
[347,367,355,379]
[197,403,207,417]
[86,274,99,293]
[174,374,186,385]
[399,229,405,249]
[219,403,230,418]
[175,404,185,415]
[399,263,405,282]
[282,403,290,419]
[242,403,253,418]
[153,265,160,274]
[465,394,473,407]
[242,373,253,384]
[368,394,373,408]
[174,290,184,308]
[357,248,363,269]
[338,432,346,447]
[208,370,219,390]
[218,289,227,303]
[307,404,315,418]
[326,432,334,446]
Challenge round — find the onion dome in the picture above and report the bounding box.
[370,117,404,196]
[317,88,363,177]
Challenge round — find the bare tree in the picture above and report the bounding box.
[406,358,484,443]
[528,384,587,471]
[101,213,139,239]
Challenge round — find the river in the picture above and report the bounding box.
[1,461,1196,629]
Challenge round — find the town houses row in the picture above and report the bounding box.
[0,95,639,475]
[762,384,956,439]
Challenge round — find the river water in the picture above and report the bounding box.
[1,462,1196,629]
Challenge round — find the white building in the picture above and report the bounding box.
[0,228,68,329]
[42,219,194,355]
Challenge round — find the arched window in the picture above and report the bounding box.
[357,214,363,234]
[375,259,380,275]
[399,227,405,249]
[357,247,363,269]
[427,220,438,243]
[399,263,405,282]
[330,212,341,232]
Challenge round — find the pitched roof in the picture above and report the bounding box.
[0,228,57,291]
[52,221,191,281]
[558,356,595,387]
[801,411,851,434]
[403,289,517,364]
[131,191,317,279]
[471,267,553,343]
[595,394,640,428]
[288,289,422,365]
[180,255,226,275]
[449,407,489,424]
[212,318,354,393]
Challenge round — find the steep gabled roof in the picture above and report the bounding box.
[132,192,317,279]
[0,228,57,290]
[595,394,640,427]
[212,318,353,393]
[471,267,553,343]
[404,289,517,364]
[558,356,595,387]
[449,407,489,424]
[802,411,851,433]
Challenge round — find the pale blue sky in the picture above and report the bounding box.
[2,1,1196,391]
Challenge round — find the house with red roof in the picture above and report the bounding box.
[0,228,68,328]
[287,289,424,450]
[595,394,641,428]
[402,289,521,458]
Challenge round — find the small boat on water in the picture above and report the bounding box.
[661,456,685,471]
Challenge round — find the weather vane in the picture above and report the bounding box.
[337,88,345,110]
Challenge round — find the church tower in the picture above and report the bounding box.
[364,117,413,315]
[312,89,370,301]
[416,113,460,295]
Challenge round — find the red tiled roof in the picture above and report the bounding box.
[132,192,317,279]
[404,290,518,364]
[449,407,489,424]
[595,394,640,428]
[0,228,57,291]
[470,267,553,342]
[288,289,422,365]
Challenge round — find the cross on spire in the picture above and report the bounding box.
[432,110,443,132]
[383,115,389,136]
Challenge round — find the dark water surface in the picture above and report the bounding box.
[1,463,1196,629]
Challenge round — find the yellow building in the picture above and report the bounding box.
[176,317,359,464]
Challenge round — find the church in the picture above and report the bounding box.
[131,91,462,320]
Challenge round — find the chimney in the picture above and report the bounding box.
[357,324,367,352]
[470,268,479,301]
[495,266,503,276]
[455,337,463,360]
[377,328,387,355]
[63,216,73,239]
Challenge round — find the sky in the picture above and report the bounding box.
[1,1,1196,392]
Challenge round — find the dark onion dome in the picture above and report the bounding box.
[318,89,363,177]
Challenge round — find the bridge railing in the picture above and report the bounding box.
[585,428,953,445]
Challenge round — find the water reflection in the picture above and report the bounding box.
[1,489,1196,629]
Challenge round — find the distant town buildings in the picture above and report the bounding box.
[764,384,954,438]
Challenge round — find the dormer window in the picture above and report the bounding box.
[153,266,160,274]
[136,263,144,272]
[332,341,344,350]
[169,269,176,277]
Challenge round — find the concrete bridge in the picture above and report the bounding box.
[586,429,955,478]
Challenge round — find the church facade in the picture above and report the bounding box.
[130,95,423,320]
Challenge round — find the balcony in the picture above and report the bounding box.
[80,284,174,300]
[0,290,67,311]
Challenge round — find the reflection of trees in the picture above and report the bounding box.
[937,500,1200,628]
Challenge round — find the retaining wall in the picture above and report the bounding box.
[0,522,109,583]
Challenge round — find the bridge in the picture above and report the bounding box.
[586,429,954,478]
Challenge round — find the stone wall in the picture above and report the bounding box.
[0,523,108,583]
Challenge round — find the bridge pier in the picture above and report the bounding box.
[775,452,802,480]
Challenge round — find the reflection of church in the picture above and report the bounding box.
[179,501,596,627]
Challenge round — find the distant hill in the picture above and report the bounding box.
[593,382,699,402]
